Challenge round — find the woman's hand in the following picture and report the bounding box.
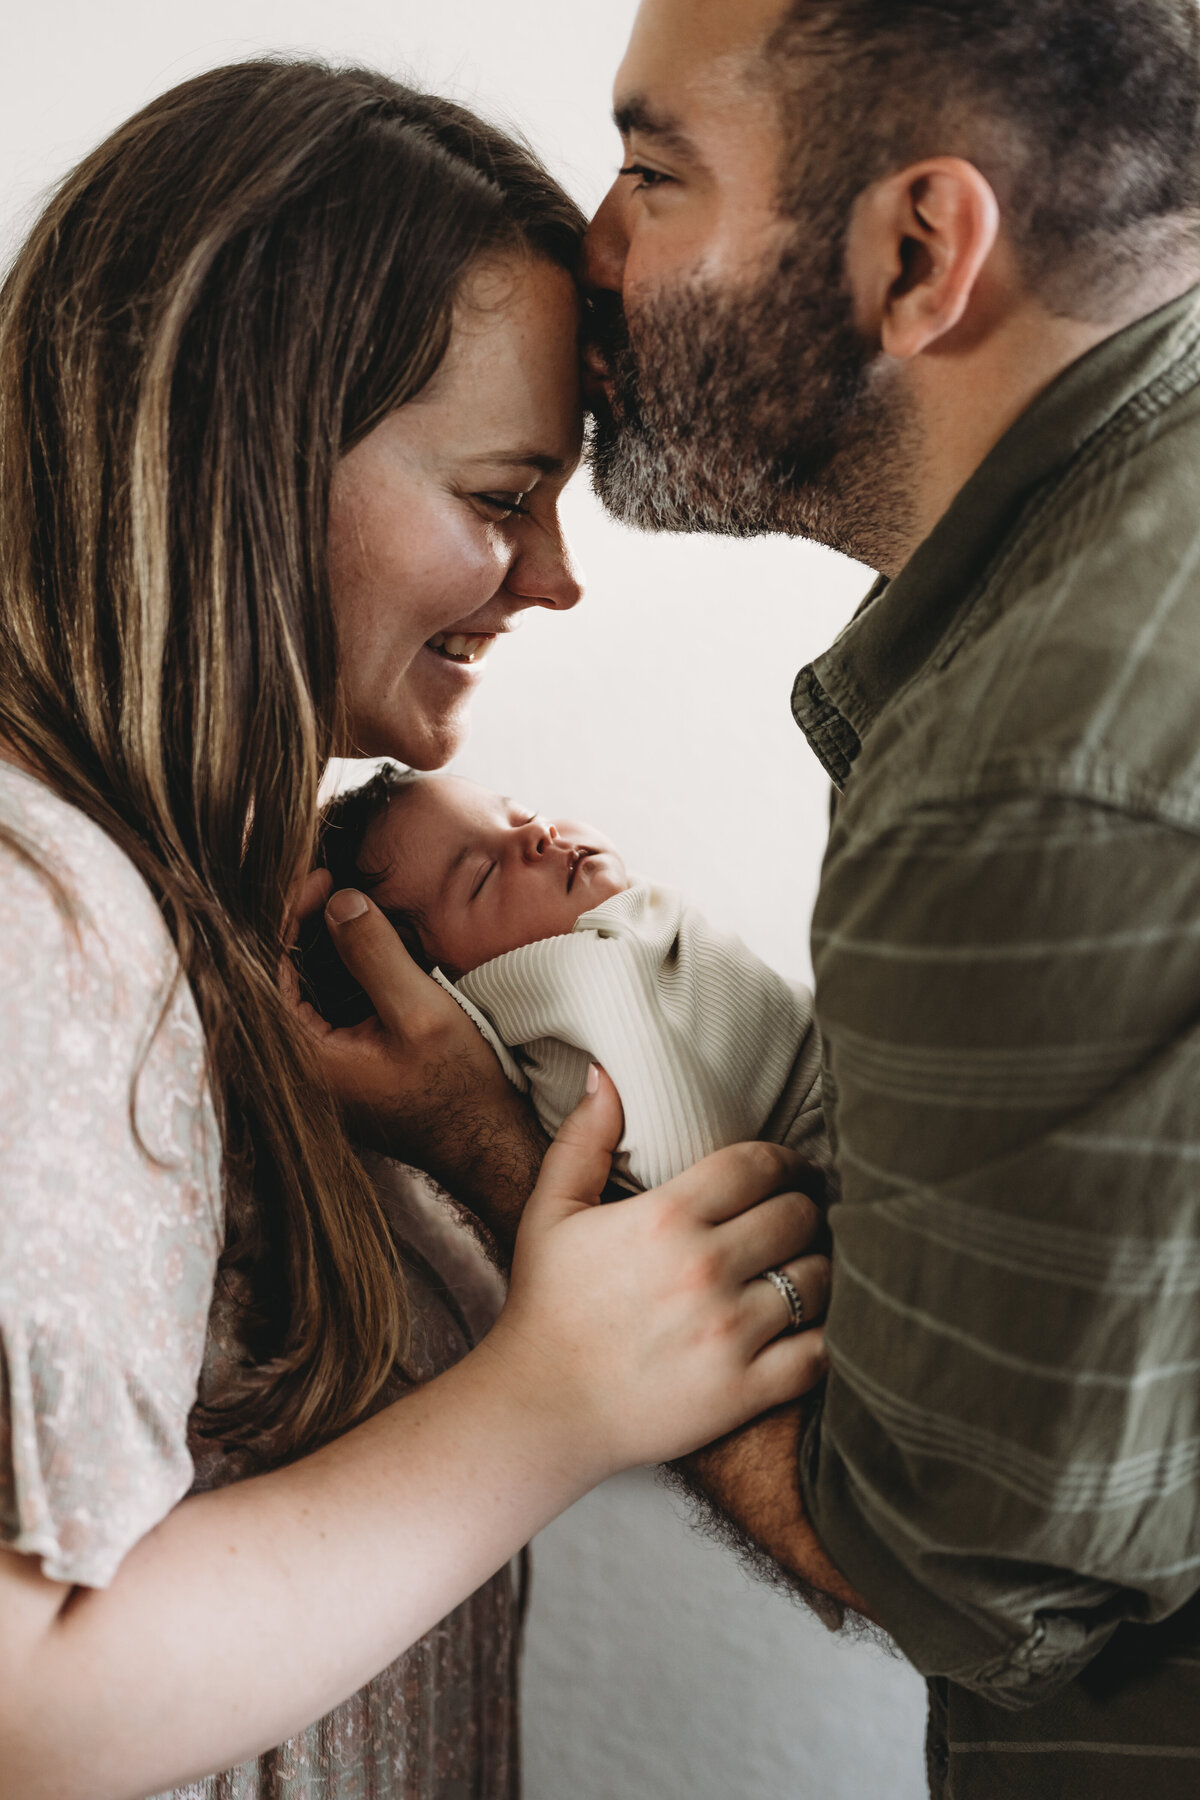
[482,1067,831,1478]
[0,1033,827,1800]
[283,878,547,1248]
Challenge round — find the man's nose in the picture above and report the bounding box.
[582,182,629,296]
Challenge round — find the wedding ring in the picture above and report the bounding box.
[761,1266,806,1334]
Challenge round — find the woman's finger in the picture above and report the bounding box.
[656,1139,815,1226]
[524,1066,624,1228]
[744,1254,832,1349]
[718,1188,824,1282]
[746,1325,830,1413]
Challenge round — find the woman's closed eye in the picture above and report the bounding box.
[472,491,531,520]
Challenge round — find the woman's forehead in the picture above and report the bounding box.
[414,257,584,467]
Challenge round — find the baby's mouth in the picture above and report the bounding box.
[566,848,597,892]
[426,632,494,664]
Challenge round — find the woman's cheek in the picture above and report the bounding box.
[406,501,510,612]
[454,516,514,603]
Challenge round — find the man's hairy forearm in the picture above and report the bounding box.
[447,1108,548,1259]
[667,1398,874,1630]
[418,1084,547,1261]
[346,1046,548,1262]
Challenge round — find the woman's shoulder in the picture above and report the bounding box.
[0,762,174,973]
[0,760,218,1167]
[0,763,223,1589]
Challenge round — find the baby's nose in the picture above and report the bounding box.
[520,818,557,859]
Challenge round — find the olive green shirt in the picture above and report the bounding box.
[793,284,1200,1798]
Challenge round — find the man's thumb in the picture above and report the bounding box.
[324,887,427,1032]
[528,1064,625,1224]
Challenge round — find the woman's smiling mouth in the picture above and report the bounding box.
[426,631,494,664]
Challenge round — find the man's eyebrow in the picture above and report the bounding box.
[613,95,698,160]
[465,449,567,476]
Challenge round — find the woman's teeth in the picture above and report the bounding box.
[427,632,492,664]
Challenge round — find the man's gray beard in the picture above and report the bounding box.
[588,238,916,571]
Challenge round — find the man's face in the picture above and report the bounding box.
[584,0,911,561]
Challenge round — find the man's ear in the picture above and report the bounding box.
[845,157,1001,360]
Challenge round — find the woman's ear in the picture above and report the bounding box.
[845,156,1001,360]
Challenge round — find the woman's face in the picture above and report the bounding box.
[327,254,585,770]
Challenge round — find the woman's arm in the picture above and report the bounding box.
[0,1076,829,1800]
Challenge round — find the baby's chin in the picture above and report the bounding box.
[568,849,631,916]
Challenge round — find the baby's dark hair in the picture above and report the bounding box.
[296,762,436,1027]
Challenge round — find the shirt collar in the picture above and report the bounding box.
[792,282,1200,786]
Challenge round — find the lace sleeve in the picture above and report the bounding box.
[0,772,222,1588]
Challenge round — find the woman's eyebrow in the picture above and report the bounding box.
[466,450,567,476]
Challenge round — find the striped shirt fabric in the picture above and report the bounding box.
[792,283,1200,1798]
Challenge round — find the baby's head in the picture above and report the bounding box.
[301,765,630,1022]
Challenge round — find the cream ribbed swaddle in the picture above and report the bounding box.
[442,884,825,1192]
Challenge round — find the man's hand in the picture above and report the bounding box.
[283,876,546,1253]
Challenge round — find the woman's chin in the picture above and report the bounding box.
[347,693,472,771]
[396,733,465,773]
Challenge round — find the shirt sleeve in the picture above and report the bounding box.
[0,825,222,1588]
[803,790,1200,1706]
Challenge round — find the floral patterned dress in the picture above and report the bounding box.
[0,765,519,1799]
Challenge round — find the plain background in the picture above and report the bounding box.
[0,4,928,1794]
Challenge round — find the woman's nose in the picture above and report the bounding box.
[506,523,584,614]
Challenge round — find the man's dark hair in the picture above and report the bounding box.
[769,0,1200,316]
[296,763,436,1027]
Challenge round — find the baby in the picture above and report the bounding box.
[301,764,826,1194]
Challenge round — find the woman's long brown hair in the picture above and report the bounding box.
[0,60,584,1456]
